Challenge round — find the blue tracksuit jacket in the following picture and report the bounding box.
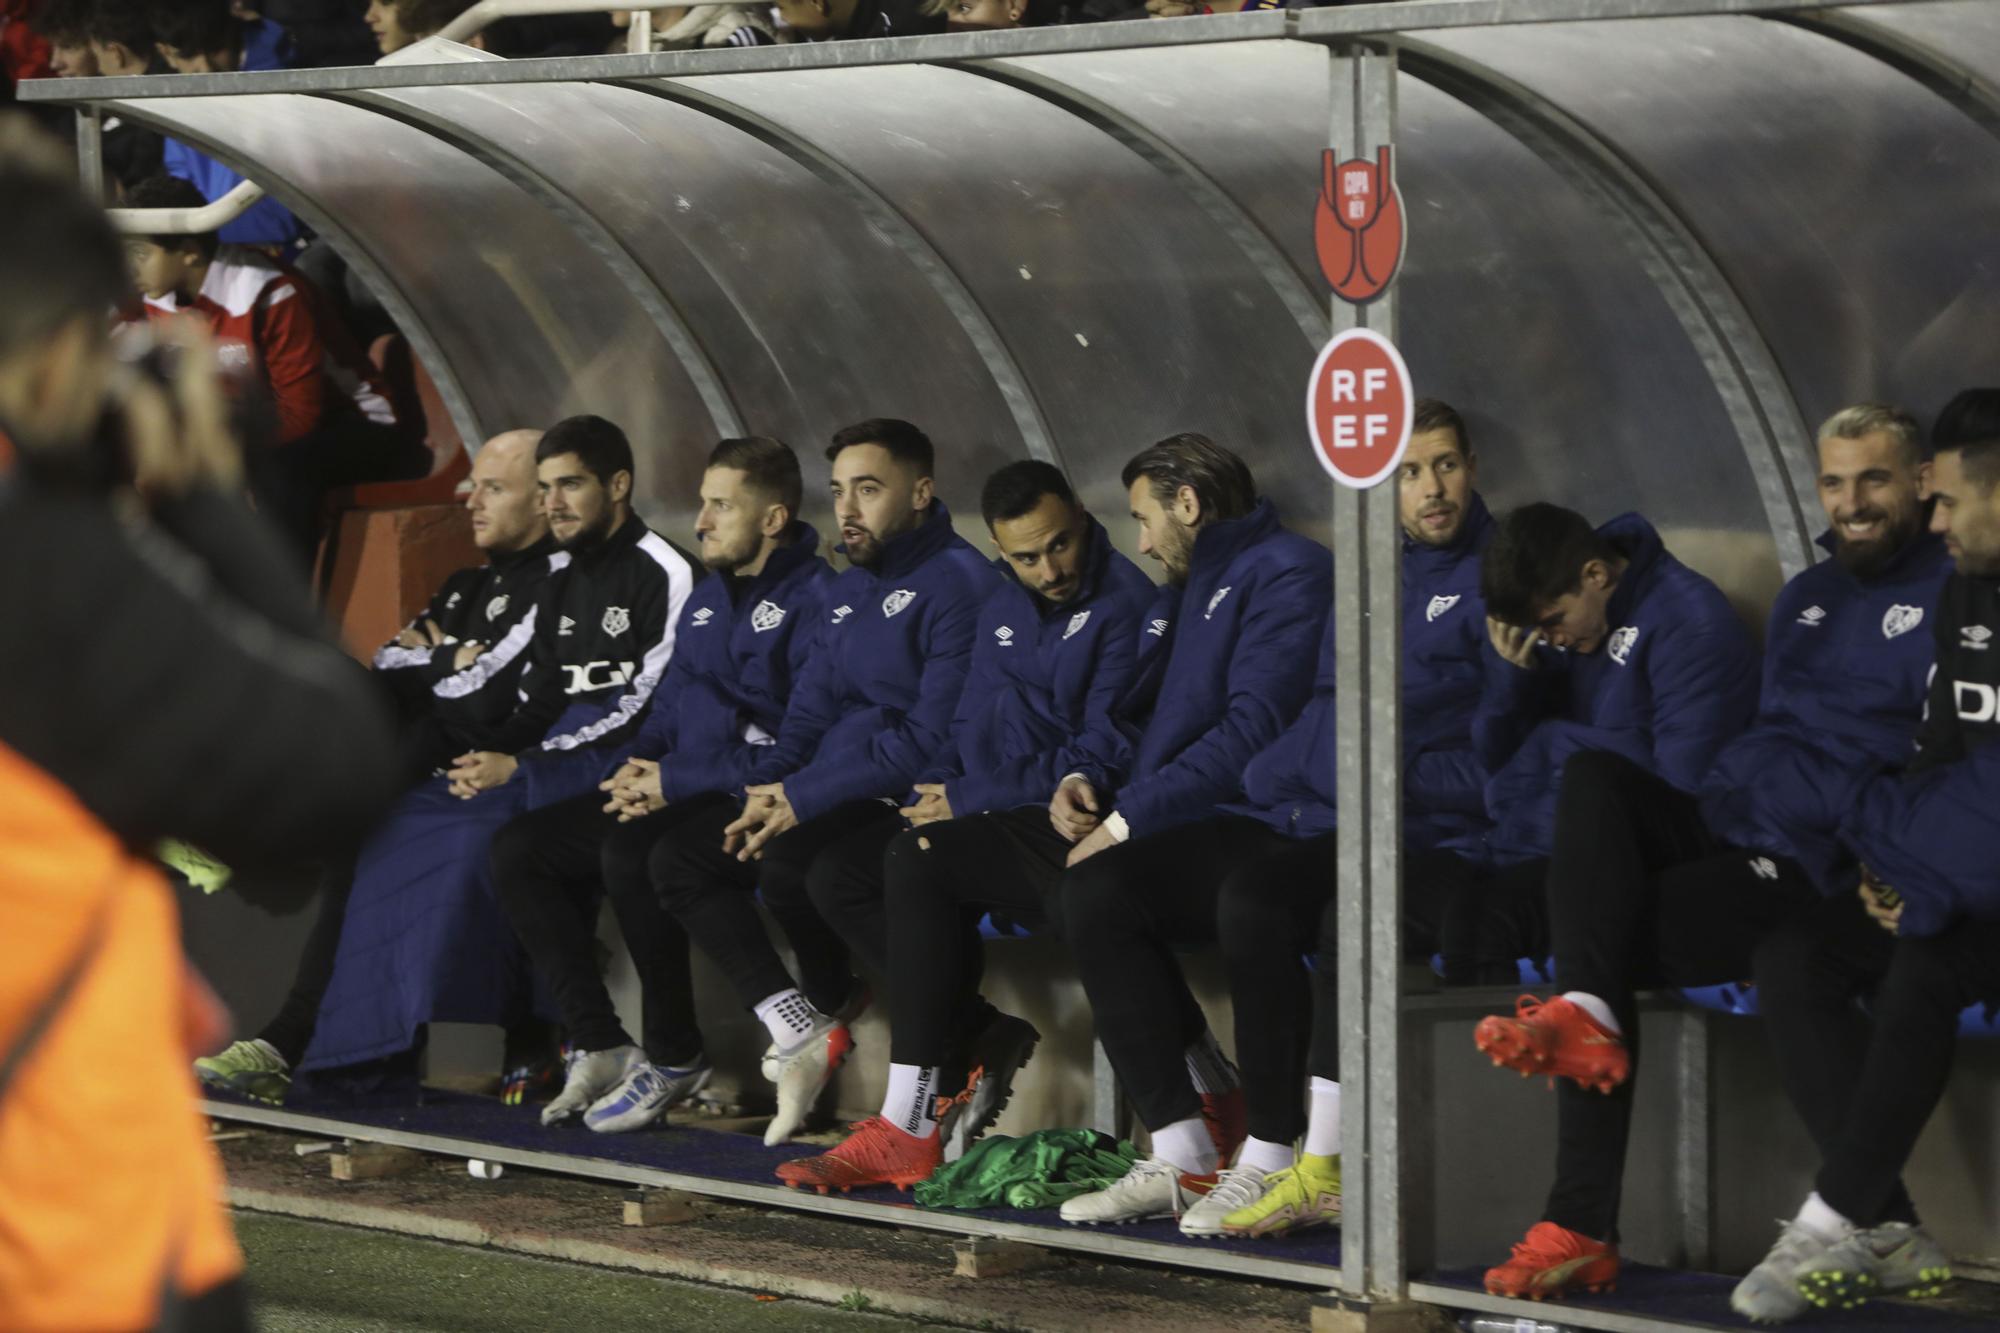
[628,526,837,803]
[160,20,302,248]
[1236,493,1495,846]
[1075,498,1331,840]
[1476,512,1758,865]
[750,501,1002,823]
[920,516,1156,817]
[1697,531,1951,889]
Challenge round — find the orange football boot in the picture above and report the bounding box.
[1485,1221,1620,1300]
[1474,994,1630,1094]
[774,1115,943,1194]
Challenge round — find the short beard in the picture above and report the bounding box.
[558,510,614,553]
[1833,512,1918,578]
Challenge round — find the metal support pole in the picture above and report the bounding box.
[626,9,652,53]
[1329,41,1404,1305]
[1675,1008,1715,1270]
[75,106,104,202]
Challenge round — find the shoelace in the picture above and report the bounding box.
[1108,1157,1186,1195]
[1204,1167,1269,1211]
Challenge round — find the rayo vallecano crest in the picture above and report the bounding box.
[882,589,917,618]
[1607,625,1639,665]
[1064,610,1092,640]
[602,606,631,637]
[751,600,786,633]
[1882,604,1924,640]
[486,594,509,622]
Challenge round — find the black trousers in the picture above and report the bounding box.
[652,797,900,1015]
[1756,893,2000,1227]
[1537,751,1817,1241]
[1216,837,1483,1144]
[488,790,706,1067]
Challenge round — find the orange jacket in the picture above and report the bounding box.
[0,740,242,1332]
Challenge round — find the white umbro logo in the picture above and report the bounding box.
[446,591,463,610]
[691,607,715,627]
[1607,626,1639,665]
[994,626,1015,647]
[602,606,631,637]
[558,615,576,636]
[1064,610,1092,640]
[1882,605,1924,640]
[1146,618,1169,638]
[1749,857,1779,881]
[750,600,785,633]
[1797,605,1826,626]
[1964,625,1992,651]
[1205,586,1233,620]
[1426,594,1461,623]
[882,589,917,618]
[831,605,853,624]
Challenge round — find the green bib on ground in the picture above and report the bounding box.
[914,1129,1138,1210]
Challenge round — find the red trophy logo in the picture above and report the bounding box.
[1314,146,1405,304]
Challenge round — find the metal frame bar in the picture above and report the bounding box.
[331,89,748,440]
[200,1098,1342,1287]
[17,1,1936,103]
[612,76,1063,469]
[1395,40,1820,579]
[1786,8,2000,140]
[74,106,104,203]
[91,100,489,452]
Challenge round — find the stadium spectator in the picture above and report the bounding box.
[1469,409,1947,1303]
[192,428,565,1104]
[772,0,944,42]
[65,1,167,190]
[0,117,396,1333]
[364,0,476,56]
[292,416,696,1078]
[490,436,836,1131]
[124,173,426,561]
[614,4,776,50]
[26,0,91,76]
[85,0,156,74]
[1170,401,1497,1240]
[1733,390,2000,1323]
[1,0,51,97]
[653,418,999,1146]
[774,458,1156,1190]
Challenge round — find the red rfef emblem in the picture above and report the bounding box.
[1314,146,1405,304]
[1306,327,1413,489]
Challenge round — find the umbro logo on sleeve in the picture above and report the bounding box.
[1964,625,1992,651]
[995,626,1015,647]
[1796,605,1826,626]
[692,607,715,627]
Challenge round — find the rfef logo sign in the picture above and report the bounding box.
[1314,146,1405,304]
[1306,327,1413,489]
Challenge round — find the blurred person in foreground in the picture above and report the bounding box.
[0,117,398,1332]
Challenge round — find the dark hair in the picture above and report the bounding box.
[123,174,221,259]
[392,0,480,38]
[1119,432,1257,523]
[708,435,803,514]
[0,118,130,360]
[980,459,1075,528]
[85,0,154,53]
[538,414,635,487]
[1935,389,2000,494]
[32,0,93,46]
[1412,398,1471,456]
[1480,502,1621,627]
[150,0,238,58]
[825,417,934,476]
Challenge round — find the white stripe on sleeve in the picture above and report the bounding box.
[541,535,696,752]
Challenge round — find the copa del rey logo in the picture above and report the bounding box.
[750,600,786,633]
[1314,146,1405,304]
[882,589,917,618]
[1607,625,1639,665]
[1882,605,1924,640]
[1426,594,1460,623]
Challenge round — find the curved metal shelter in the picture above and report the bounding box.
[28,2,2000,1325]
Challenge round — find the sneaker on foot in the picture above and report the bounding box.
[1731,1218,1835,1324]
[761,982,872,1081]
[1059,1156,1217,1227]
[1474,995,1630,1095]
[764,1018,855,1146]
[1221,1152,1343,1238]
[1797,1220,1952,1312]
[775,1115,943,1194]
[1484,1221,1620,1300]
[940,1013,1041,1163]
[584,1058,712,1134]
[1200,1086,1248,1165]
[1179,1164,1274,1238]
[541,1045,641,1127]
[193,1039,291,1105]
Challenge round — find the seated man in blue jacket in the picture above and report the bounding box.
[772,458,1157,1190]
[1471,407,1944,1302]
[1734,393,2000,1323]
[653,419,999,1146]
[1178,400,1496,1240]
[487,436,835,1130]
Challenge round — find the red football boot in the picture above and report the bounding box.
[1200,1087,1248,1165]
[1485,1221,1620,1300]
[774,1116,944,1195]
[1474,995,1630,1095]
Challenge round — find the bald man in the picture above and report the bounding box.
[195,430,569,1103]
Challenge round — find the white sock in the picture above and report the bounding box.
[753,989,818,1050]
[1184,1029,1238,1095]
[1562,991,1622,1036]
[1237,1135,1294,1175]
[878,1062,940,1139]
[1796,1191,1853,1241]
[1149,1116,1219,1176]
[1304,1077,1342,1157]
